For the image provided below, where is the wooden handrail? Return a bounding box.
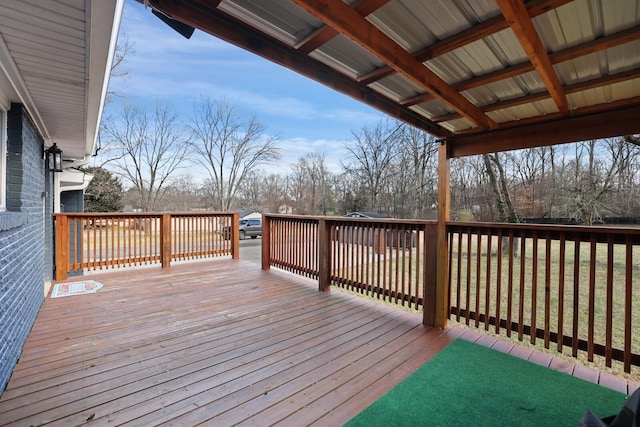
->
[53,212,239,280]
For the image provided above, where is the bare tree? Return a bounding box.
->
[562,139,628,225]
[162,174,202,211]
[483,153,519,223]
[342,119,402,212]
[261,174,290,213]
[102,103,191,211]
[396,126,438,218]
[189,98,280,211]
[106,36,135,101]
[289,152,333,215]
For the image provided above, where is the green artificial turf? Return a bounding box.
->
[345,338,628,427]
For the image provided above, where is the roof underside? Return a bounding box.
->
[0,0,122,161]
[144,0,640,157]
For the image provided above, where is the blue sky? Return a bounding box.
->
[104,0,385,177]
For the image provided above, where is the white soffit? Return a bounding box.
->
[0,0,123,162]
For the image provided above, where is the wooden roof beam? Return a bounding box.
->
[447,101,640,158]
[290,0,498,130]
[296,0,391,54]
[358,0,572,85]
[495,0,568,114]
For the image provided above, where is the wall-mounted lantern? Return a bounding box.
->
[45,143,63,173]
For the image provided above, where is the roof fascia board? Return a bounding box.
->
[83,0,124,162]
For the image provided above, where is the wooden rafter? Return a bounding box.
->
[401,25,640,108]
[496,0,568,114]
[296,0,391,54]
[359,0,572,85]
[290,0,498,130]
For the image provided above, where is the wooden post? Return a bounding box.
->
[161,213,172,268]
[261,214,270,269]
[423,223,438,326]
[318,218,331,291]
[54,214,69,281]
[435,141,451,329]
[232,212,240,260]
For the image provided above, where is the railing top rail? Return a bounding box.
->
[447,221,640,235]
[53,212,235,218]
[264,213,437,226]
[447,221,640,244]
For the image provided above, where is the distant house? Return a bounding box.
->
[0,1,122,393]
[343,212,392,219]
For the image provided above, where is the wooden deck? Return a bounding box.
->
[0,260,457,426]
[0,259,636,426]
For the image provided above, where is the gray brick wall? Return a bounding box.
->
[0,103,48,394]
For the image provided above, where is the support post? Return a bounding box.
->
[232,212,240,260]
[318,218,331,291]
[261,214,270,269]
[161,213,172,268]
[423,223,438,326]
[54,214,69,281]
[435,141,451,329]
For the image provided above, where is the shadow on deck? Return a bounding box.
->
[0,260,636,425]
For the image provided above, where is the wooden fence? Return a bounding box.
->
[262,214,437,323]
[263,215,639,373]
[53,212,239,280]
[447,222,640,373]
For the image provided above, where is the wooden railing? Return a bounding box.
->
[53,212,239,280]
[262,215,437,321]
[447,222,640,373]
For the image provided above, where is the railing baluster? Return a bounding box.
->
[531,231,538,345]
[624,235,632,373]
[588,235,596,362]
[518,231,526,341]
[572,237,580,358]
[465,230,472,325]
[506,230,514,337]
[495,230,503,334]
[455,230,462,321]
[475,230,481,328]
[485,228,492,331]
[605,235,614,367]
[557,234,566,353]
[544,232,551,349]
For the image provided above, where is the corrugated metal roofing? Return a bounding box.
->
[138,0,640,155]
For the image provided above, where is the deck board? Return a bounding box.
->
[0,260,453,426]
[0,259,634,426]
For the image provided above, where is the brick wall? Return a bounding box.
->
[0,103,49,394]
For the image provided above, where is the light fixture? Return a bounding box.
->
[45,143,63,173]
